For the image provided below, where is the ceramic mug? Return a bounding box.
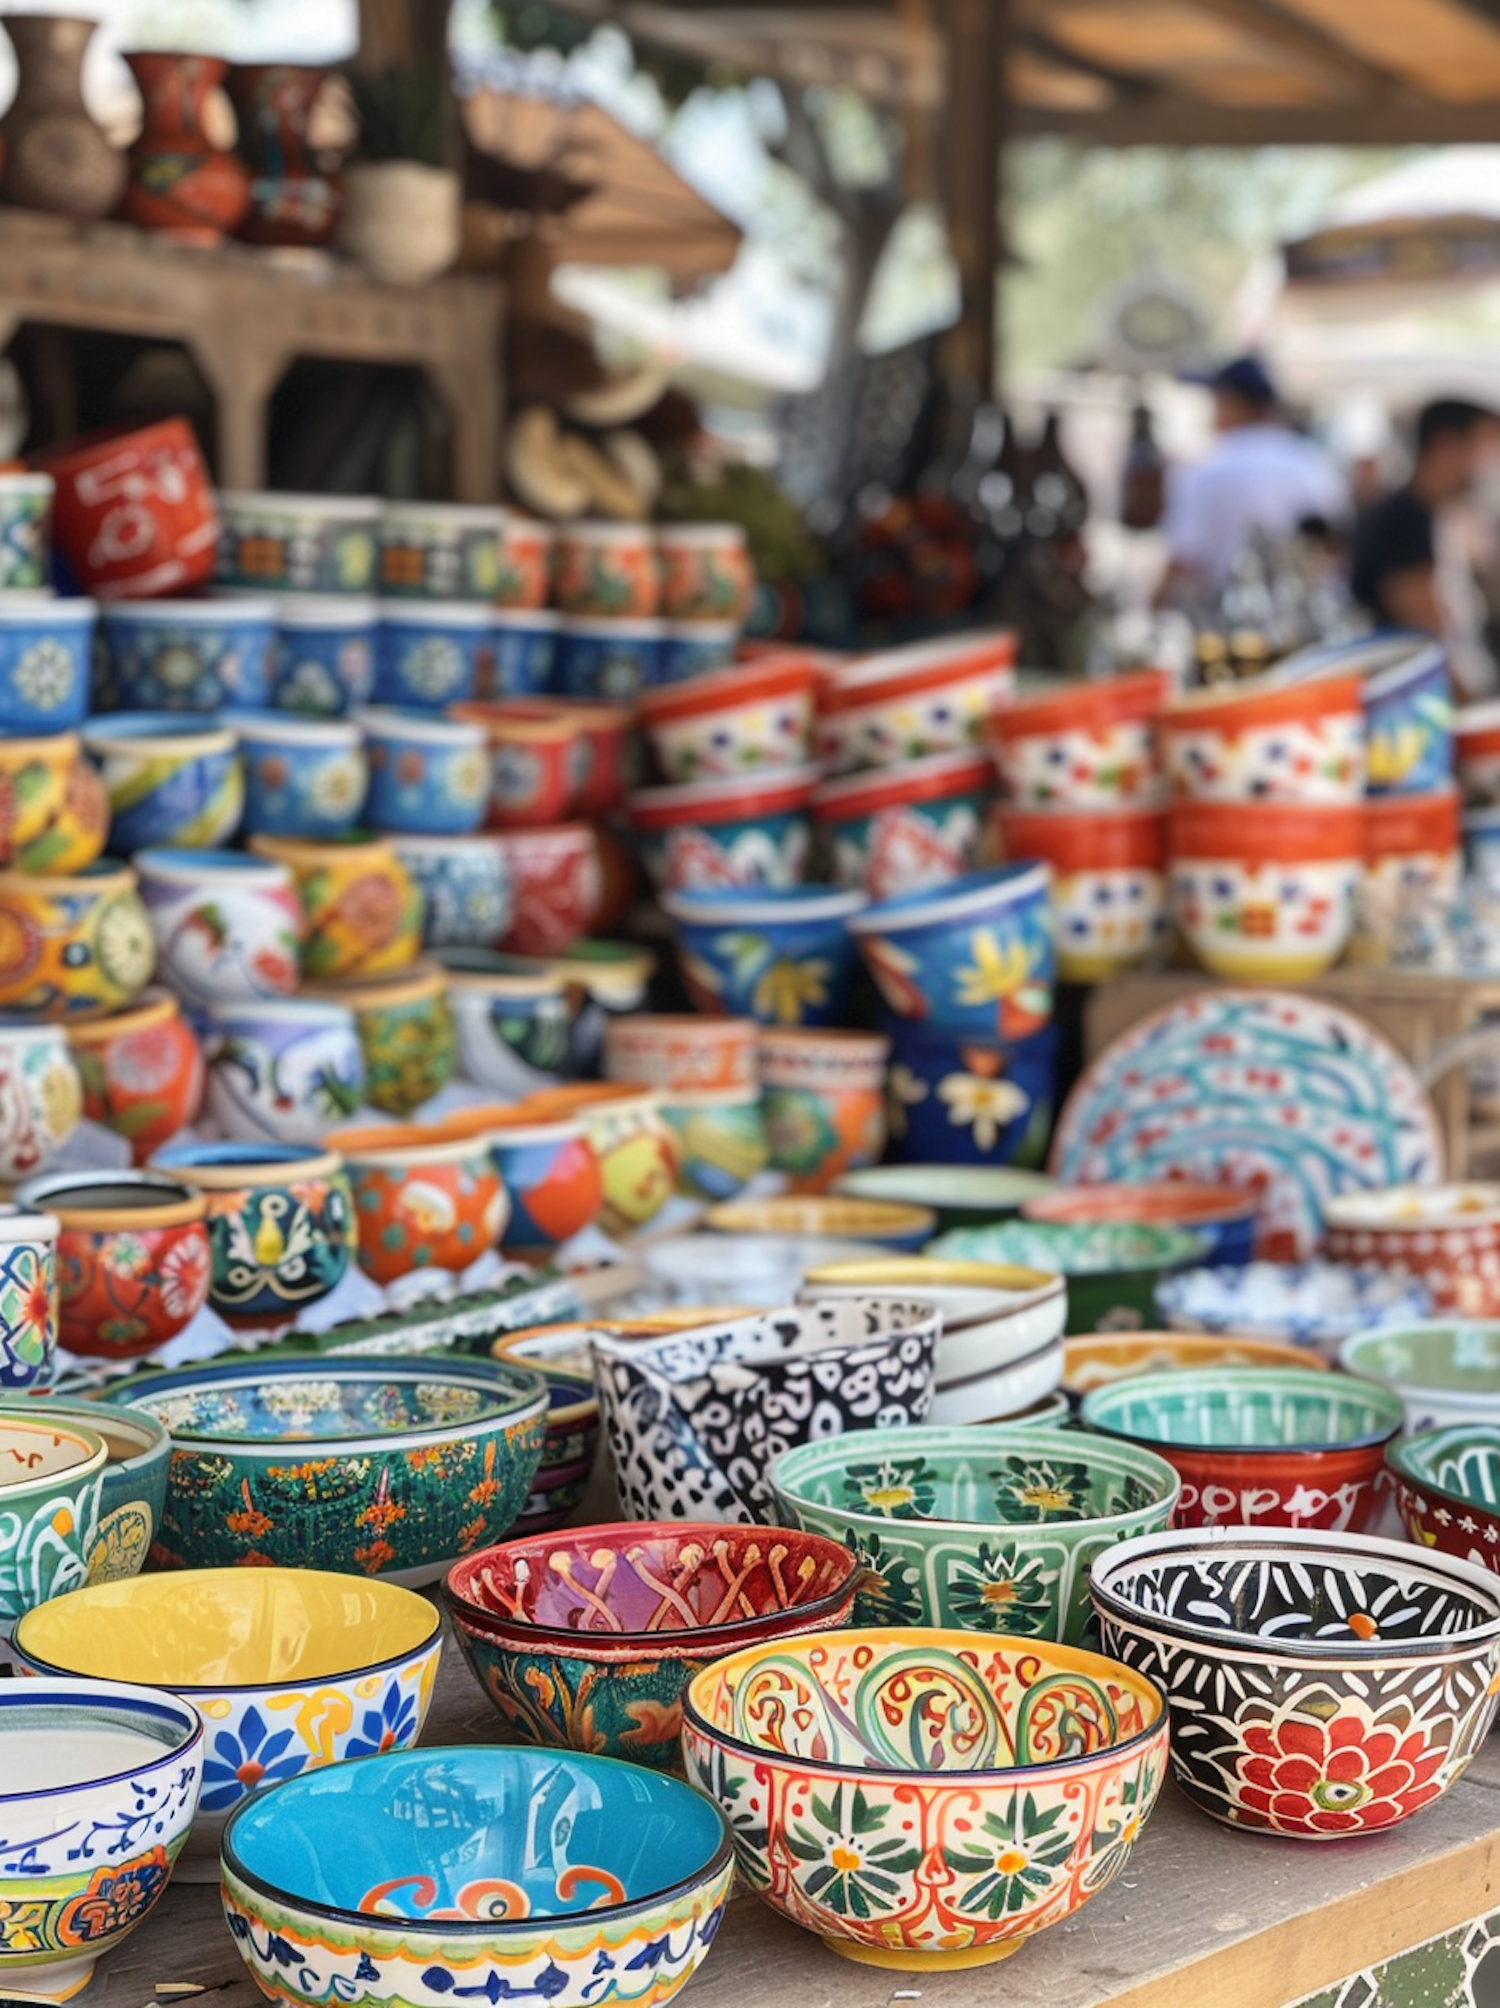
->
[136,848,304,1007]
[0,1026,82,1182]
[65,988,205,1164]
[0,863,156,1020]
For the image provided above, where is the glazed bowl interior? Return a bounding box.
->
[0,1679,201,1796]
[1388,1423,1500,1512]
[222,1746,728,1921]
[0,1415,105,1488]
[1341,1322,1500,1398]
[1,1397,166,1468]
[931,1220,1208,1276]
[1081,1369,1404,1451]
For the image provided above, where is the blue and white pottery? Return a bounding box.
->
[554,615,666,700]
[268,595,377,714]
[374,601,493,710]
[1158,1260,1436,1352]
[227,713,369,839]
[390,834,513,950]
[494,607,561,695]
[885,1015,1058,1169]
[361,707,491,835]
[437,948,572,1092]
[659,620,739,685]
[100,599,277,711]
[82,715,243,851]
[219,1747,732,2008]
[0,597,94,731]
[0,472,53,589]
[216,492,380,595]
[1366,638,1451,795]
[0,1677,203,2001]
[661,884,866,1028]
[205,999,366,1145]
[850,862,1056,1040]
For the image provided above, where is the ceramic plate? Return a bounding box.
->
[1050,990,1443,1259]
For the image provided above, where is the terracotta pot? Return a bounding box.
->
[66,989,204,1164]
[338,161,460,287]
[0,13,124,218]
[118,51,250,242]
[227,62,339,247]
[32,417,218,600]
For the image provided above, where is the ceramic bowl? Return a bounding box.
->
[216,490,379,595]
[993,803,1168,983]
[642,1233,889,1309]
[249,832,423,982]
[14,1568,442,1877]
[0,597,95,732]
[230,712,369,839]
[1157,1259,1435,1350]
[436,948,573,1093]
[204,998,365,1144]
[987,668,1167,806]
[0,730,108,874]
[1457,698,1500,806]
[630,763,820,892]
[0,469,52,589]
[595,1299,940,1523]
[268,594,378,714]
[1061,1330,1331,1399]
[1340,1320,1500,1431]
[771,1422,1177,1642]
[0,1395,169,1584]
[1360,788,1461,948]
[850,864,1054,1041]
[1024,1181,1257,1267]
[379,500,505,600]
[1169,799,1362,982]
[489,1333,602,1533]
[519,1084,678,1239]
[0,1023,82,1181]
[884,1017,1058,1169]
[15,1169,210,1362]
[328,1122,509,1287]
[605,1012,760,1094]
[391,834,511,952]
[0,1409,109,1617]
[756,1026,887,1194]
[439,1105,601,1256]
[360,707,491,836]
[219,1744,732,2008]
[104,1353,547,1582]
[1161,668,1366,803]
[374,601,494,710]
[83,714,243,851]
[99,598,277,710]
[815,631,1018,776]
[445,1521,858,1771]
[834,1164,1056,1232]
[1090,1525,1500,1839]
[705,1194,936,1252]
[136,848,303,1005]
[498,513,554,611]
[663,884,866,1027]
[493,823,602,956]
[1323,1184,1500,1317]
[658,521,750,620]
[0,1205,62,1392]
[0,862,155,1019]
[149,1142,354,1329]
[932,1219,1207,1336]
[660,1085,768,1199]
[448,698,589,829]
[683,1625,1166,1972]
[534,938,655,1070]
[638,656,818,782]
[1363,637,1452,794]
[65,988,204,1163]
[554,614,666,700]
[1080,1366,1404,1532]
[493,606,560,695]
[555,520,659,618]
[0,1677,203,2001]
[814,750,992,899]
[305,963,456,1117]
[1387,1423,1500,1572]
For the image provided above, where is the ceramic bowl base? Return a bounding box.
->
[826,1937,1024,1971]
[1190,944,1343,983]
[2,1952,100,2002]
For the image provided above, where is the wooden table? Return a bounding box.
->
[90,1613,1500,2008]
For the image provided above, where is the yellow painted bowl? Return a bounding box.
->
[705,1194,936,1252]
[1061,1330,1332,1398]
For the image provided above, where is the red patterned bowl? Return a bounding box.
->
[33,417,218,599]
[1324,1185,1500,1317]
[328,1122,509,1288]
[494,823,602,956]
[987,669,1169,806]
[65,989,204,1164]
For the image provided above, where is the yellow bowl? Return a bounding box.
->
[803,1256,1057,1295]
[704,1195,936,1249]
[1061,1330,1332,1397]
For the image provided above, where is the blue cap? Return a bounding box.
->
[1200,355,1278,408]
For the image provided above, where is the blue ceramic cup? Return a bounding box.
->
[0,597,95,731]
[226,712,369,840]
[374,602,494,710]
[660,884,867,1028]
[83,714,244,851]
[554,616,666,700]
[99,599,277,711]
[850,863,1056,1042]
[494,608,561,696]
[361,707,491,836]
[269,596,378,715]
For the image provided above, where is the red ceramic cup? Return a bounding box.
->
[33,417,219,599]
[66,989,205,1165]
[495,824,603,956]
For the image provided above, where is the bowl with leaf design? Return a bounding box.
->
[768,1423,1178,1645]
[1387,1423,1500,1572]
[443,1520,858,1773]
[682,1625,1167,1973]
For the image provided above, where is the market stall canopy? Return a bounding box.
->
[1282,147,1500,289]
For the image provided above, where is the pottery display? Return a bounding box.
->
[361,706,490,836]
[83,716,243,852]
[850,864,1054,1040]
[492,823,602,957]
[664,884,866,1027]
[594,1298,939,1524]
[0,597,94,731]
[106,1354,546,1581]
[119,50,251,240]
[1060,1330,1331,1398]
[216,491,379,596]
[445,1521,858,1771]
[605,1011,760,1094]
[815,750,993,898]
[99,599,275,711]
[995,803,1167,982]
[269,595,377,713]
[834,1163,1056,1231]
[378,502,504,600]
[657,521,750,620]
[1023,1180,1257,1266]
[228,61,340,246]
[631,764,820,892]
[373,602,494,710]
[988,668,1167,805]
[1090,1525,1500,1839]
[555,520,660,619]
[306,963,455,1116]
[522,1083,678,1238]
[0,1023,81,1180]
[885,1017,1058,1169]
[497,515,555,611]
[249,833,422,981]
[438,949,572,1094]
[219,1745,732,2008]
[1387,1422,1500,1570]
[0,1395,170,1584]
[391,834,512,952]
[488,1334,602,1533]
[204,999,365,1144]
[637,656,817,782]
[0,14,124,219]
[0,1677,202,2001]
[1161,668,1366,803]
[1458,698,1500,806]
[554,615,667,700]
[758,1027,889,1192]
[771,1422,1178,1642]
[38,417,217,599]
[1157,1259,1436,1350]
[232,713,368,840]
[1339,1320,1500,1431]
[1169,799,1362,981]
[0,1409,104,1614]
[0,861,155,1018]
[933,1218,1206,1335]
[705,1194,935,1251]
[0,470,52,589]
[815,632,1017,775]
[0,731,107,874]
[1323,1184,1500,1317]
[136,848,303,1006]
[330,1123,509,1287]
[66,988,204,1163]
[660,1085,769,1199]
[683,1626,1165,1972]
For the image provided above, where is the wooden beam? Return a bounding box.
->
[937,0,1006,395]
[1008,89,1500,139]
[1185,0,1417,93]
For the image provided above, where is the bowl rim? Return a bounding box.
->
[1386,1420,1500,1514]
[847,861,1049,935]
[0,1674,203,1803]
[219,1743,734,1933]
[681,1624,1168,1783]
[1339,1319,1500,1397]
[0,1412,110,1497]
[1079,1366,1406,1455]
[1324,1182,1500,1233]
[0,1394,169,1461]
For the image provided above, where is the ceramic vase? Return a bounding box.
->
[0,1026,81,1183]
[330,1124,509,1288]
[759,1028,889,1194]
[249,834,423,983]
[136,849,304,1008]
[0,863,156,1020]
[0,14,125,219]
[0,1208,60,1390]
[119,50,251,242]
[305,963,454,1117]
[66,989,205,1165]
[227,62,339,247]
[205,1000,366,1146]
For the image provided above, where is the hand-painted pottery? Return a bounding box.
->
[1360,787,1460,950]
[1061,1330,1331,1399]
[657,521,750,620]
[329,1123,509,1287]
[14,1568,442,1877]
[771,1422,1176,1641]
[663,884,866,1027]
[1465,804,1500,895]
[849,864,1054,1040]
[437,948,572,1093]
[757,1027,888,1194]
[230,713,368,839]
[0,1024,81,1180]
[520,1084,678,1239]
[219,1744,732,2008]
[554,614,666,700]
[994,803,1167,983]
[885,1017,1058,1170]
[249,833,422,982]
[492,606,560,695]
[216,491,379,596]
[0,471,51,590]
[0,731,107,874]
[487,1337,601,1533]
[66,989,204,1163]
[149,1142,354,1329]
[0,1677,202,2001]
[119,50,250,239]
[379,501,505,601]
[815,631,1018,776]
[104,1354,547,1581]
[1170,799,1362,981]
[0,862,155,1020]
[1024,1180,1258,1267]
[390,834,511,952]
[1324,1184,1500,1317]
[642,1232,898,1310]
[38,417,215,599]
[637,655,818,782]
[1080,1367,1404,1532]
[373,601,493,710]
[525,696,634,819]
[660,618,738,683]
[360,706,491,836]
[269,595,378,714]
[1387,1423,1500,1573]
[227,59,339,248]
[1156,1258,1434,1351]
[136,848,303,1006]
[1457,698,1500,807]
[15,1170,209,1362]
[442,1106,603,1258]
[683,1626,1166,1972]
[659,1086,768,1200]
[449,699,587,829]
[1340,1320,1500,1432]
[497,513,555,611]
[604,1012,760,1093]
[305,963,455,1117]
[83,715,242,852]
[834,1164,1056,1232]
[534,938,655,1073]
[1161,669,1366,803]
[931,1218,1207,1336]
[492,823,603,957]
[630,763,820,892]
[1051,989,1445,1261]
[814,751,992,899]
[987,668,1167,806]
[554,519,660,618]
[594,1298,939,1525]
[0,596,94,732]
[0,1411,108,1618]
[1090,1525,1500,1840]
[446,1521,856,1772]
[706,1195,935,1253]
[98,598,276,710]
[204,999,365,1145]
[1362,637,1452,794]
[0,1397,169,1586]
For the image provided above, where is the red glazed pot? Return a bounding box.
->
[494,824,603,956]
[450,700,600,830]
[328,1122,509,1288]
[119,51,252,243]
[439,1105,604,1257]
[1324,1184,1500,1317]
[467,696,634,819]
[33,417,218,599]
[65,988,205,1164]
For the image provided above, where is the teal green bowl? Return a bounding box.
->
[1,1397,169,1585]
[1388,1423,1500,1572]
[930,1219,1209,1335]
[768,1421,1179,1645]
[1340,1321,1500,1433]
[833,1164,1056,1234]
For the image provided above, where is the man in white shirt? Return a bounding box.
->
[1155,356,1349,608]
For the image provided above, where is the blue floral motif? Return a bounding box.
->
[344,1681,420,1760]
[201,1706,308,1814]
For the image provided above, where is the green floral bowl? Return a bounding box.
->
[930,1220,1209,1335]
[768,1422,1179,1645]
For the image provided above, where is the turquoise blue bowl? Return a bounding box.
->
[0,1397,170,1585]
[662,883,866,1027]
[228,712,368,839]
[850,863,1055,1040]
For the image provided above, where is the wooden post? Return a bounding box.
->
[937,0,1006,396]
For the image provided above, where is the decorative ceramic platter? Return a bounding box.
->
[1050,990,1444,1259]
